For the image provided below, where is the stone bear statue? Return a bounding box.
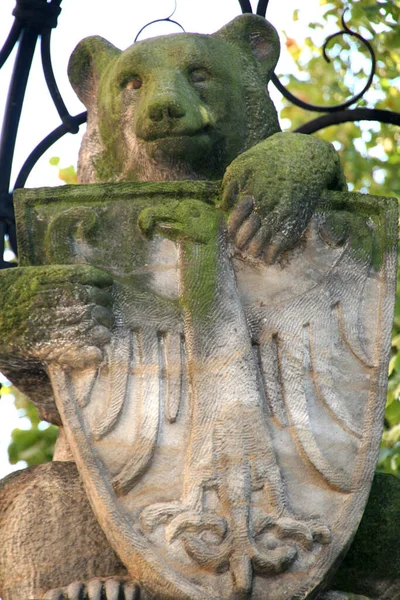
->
[1,13,384,600]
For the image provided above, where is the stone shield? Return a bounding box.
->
[15,181,397,600]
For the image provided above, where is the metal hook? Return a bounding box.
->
[134,0,185,43]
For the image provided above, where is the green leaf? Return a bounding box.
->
[58,165,78,185]
[388,352,400,376]
[385,402,400,430]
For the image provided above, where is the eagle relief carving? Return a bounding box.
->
[0,14,397,600]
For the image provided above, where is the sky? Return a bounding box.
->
[0,0,331,477]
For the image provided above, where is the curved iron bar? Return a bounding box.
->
[238,0,252,14]
[295,108,400,135]
[271,10,376,113]
[0,26,39,261]
[0,25,38,197]
[14,111,87,190]
[135,19,185,42]
[0,0,63,265]
[40,31,79,131]
[0,20,22,69]
[134,0,185,42]
[256,0,269,17]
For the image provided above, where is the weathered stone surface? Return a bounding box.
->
[317,593,371,600]
[7,180,397,599]
[1,460,393,600]
[0,12,397,600]
[0,461,127,600]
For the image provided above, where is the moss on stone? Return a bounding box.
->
[138,197,223,318]
[0,265,112,355]
[68,15,282,184]
[68,36,121,107]
[319,190,398,271]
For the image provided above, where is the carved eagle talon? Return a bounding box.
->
[139,501,182,533]
[253,508,331,551]
[276,517,331,550]
[166,510,228,544]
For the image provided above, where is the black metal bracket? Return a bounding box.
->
[0,0,83,267]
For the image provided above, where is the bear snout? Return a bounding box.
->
[147,93,186,122]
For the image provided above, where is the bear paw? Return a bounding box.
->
[42,577,140,600]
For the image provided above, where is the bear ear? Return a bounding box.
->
[214,14,280,80]
[68,36,121,108]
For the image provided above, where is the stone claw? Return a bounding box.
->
[311,523,332,545]
[139,501,227,544]
[42,578,140,600]
[276,517,314,550]
[139,501,182,533]
[253,508,331,552]
[165,510,227,544]
[276,517,331,550]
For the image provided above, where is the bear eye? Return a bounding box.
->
[125,77,142,91]
[189,69,209,84]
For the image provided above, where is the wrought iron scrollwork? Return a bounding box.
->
[238,0,270,15]
[238,2,400,131]
[295,108,400,135]
[255,0,270,17]
[0,0,85,267]
[13,112,87,191]
[271,10,377,114]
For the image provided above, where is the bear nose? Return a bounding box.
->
[148,94,186,122]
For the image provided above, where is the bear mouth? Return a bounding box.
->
[139,125,213,143]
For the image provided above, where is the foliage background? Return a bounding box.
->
[5,0,400,475]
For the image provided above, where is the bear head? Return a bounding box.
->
[68,14,281,184]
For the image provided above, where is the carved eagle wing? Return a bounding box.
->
[235,199,396,493]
